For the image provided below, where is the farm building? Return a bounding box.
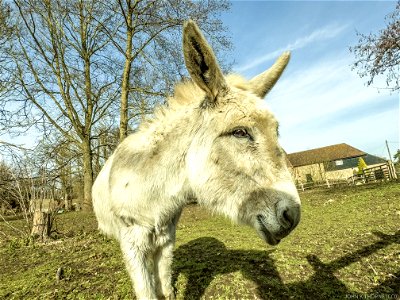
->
[287,143,389,185]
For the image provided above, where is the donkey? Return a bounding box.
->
[92,20,301,299]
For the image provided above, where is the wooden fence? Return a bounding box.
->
[348,163,396,185]
[296,162,397,191]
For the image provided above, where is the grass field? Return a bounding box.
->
[1,182,399,299]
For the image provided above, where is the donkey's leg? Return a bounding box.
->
[154,210,182,299]
[154,239,175,299]
[120,224,156,299]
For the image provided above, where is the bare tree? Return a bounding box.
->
[0,0,14,106]
[0,162,18,215]
[2,0,120,210]
[101,0,232,140]
[1,0,231,211]
[350,1,400,91]
[0,162,33,241]
[0,147,62,242]
[37,135,80,211]
[0,1,13,60]
[92,125,119,176]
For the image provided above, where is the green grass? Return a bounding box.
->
[1,182,399,299]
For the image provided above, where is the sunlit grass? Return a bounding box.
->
[0,182,399,299]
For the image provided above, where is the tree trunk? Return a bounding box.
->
[64,189,72,211]
[64,198,72,211]
[31,210,50,240]
[119,63,130,141]
[82,138,93,211]
[119,2,134,142]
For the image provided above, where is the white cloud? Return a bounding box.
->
[236,23,349,73]
[279,107,398,158]
[266,54,399,157]
[269,56,371,126]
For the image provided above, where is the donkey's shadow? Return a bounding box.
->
[172,231,400,299]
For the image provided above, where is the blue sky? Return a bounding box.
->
[2,1,398,162]
[220,0,399,159]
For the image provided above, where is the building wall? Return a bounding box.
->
[325,168,355,181]
[292,163,326,183]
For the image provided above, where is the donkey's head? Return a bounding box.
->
[182,21,300,245]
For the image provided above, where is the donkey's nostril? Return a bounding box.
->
[282,209,294,228]
[279,205,300,230]
[279,208,291,229]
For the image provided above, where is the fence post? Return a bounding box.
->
[325,178,330,188]
[388,161,397,180]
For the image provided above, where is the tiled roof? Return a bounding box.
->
[330,154,387,171]
[287,143,366,167]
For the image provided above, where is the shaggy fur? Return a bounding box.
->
[92,20,301,300]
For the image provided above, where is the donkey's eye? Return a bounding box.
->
[232,128,252,140]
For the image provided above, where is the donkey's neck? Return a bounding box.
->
[137,103,201,164]
[109,104,200,226]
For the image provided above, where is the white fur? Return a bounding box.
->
[92,21,300,299]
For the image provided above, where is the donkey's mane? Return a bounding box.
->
[138,74,252,133]
[170,74,251,107]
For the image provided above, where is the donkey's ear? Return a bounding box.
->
[249,52,291,99]
[183,20,227,105]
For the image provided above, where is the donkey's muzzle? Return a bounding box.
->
[257,202,301,246]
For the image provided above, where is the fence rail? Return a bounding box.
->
[348,163,395,185]
[296,162,397,191]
